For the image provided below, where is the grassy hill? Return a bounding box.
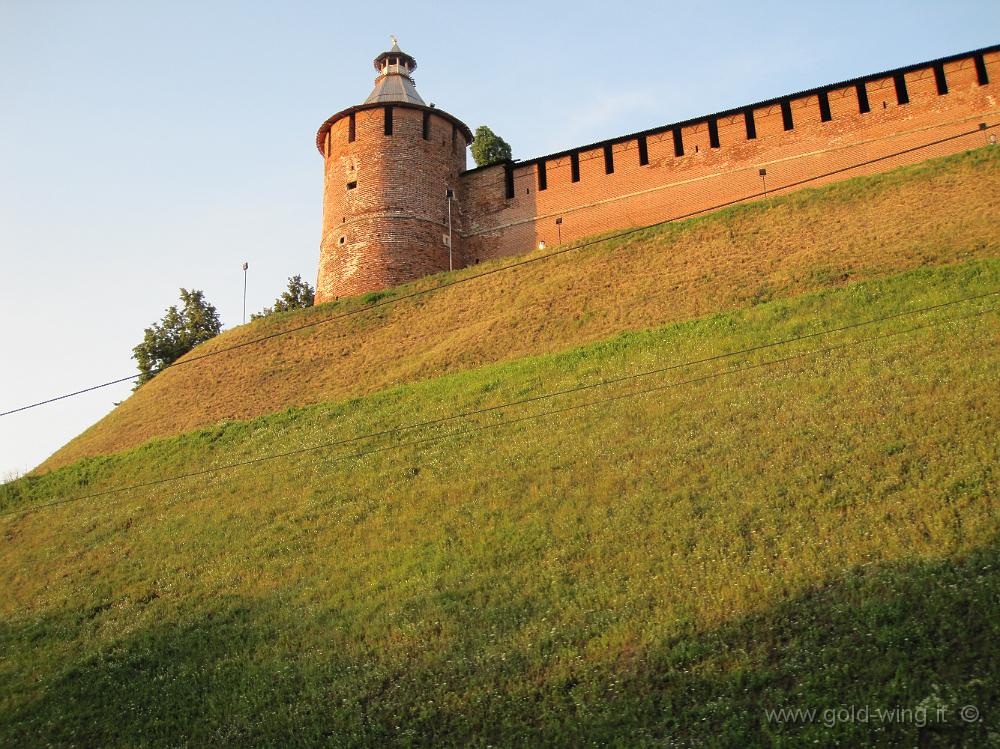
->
[38,147,1000,472]
[2,258,998,746]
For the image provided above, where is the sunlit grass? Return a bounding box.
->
[2,259,998,746]
[40,146,1000,470]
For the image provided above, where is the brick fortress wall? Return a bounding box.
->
[459,47,1000,265]
[316,104,470,302]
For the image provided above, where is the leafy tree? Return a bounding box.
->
[251,275,315,320]
[132,288,222,388]
[471,125,512,167]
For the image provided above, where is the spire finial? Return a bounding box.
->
[390,34,398,47]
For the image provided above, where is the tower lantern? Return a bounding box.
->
[367,37,423,104]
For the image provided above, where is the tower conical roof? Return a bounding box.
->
[315,38,473,155]
[365,37,425,105]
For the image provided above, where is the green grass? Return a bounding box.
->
[39,146,1000,470]
[2,259,999,746]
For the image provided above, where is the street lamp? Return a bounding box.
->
[555,216,562,244]
[759,168,768,198]
[242,261,249,323]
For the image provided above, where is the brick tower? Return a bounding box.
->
[314,39,474,302]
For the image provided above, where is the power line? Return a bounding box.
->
[324,282,1000,404]
[2,122,994,419]
[3,300,994,520]
[325,307,995,470]
[145,289,1000,464]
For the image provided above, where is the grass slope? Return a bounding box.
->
[3,259,999,746]
[39,147,1000,471]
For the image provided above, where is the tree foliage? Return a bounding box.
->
[470,125,512,167]
[132,288,222,388]
[251,275,315,321]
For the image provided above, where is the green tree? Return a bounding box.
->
[132,288,222,388]
[251,275,315,320]
[470,125,512,167]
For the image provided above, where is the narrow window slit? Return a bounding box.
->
[856,82,870,113]
[708,118,720,148]
[893,73,909,105]
[781,100,794,130]
[933,63,948,95]
[818,91,832,122]
[974,53,989,85]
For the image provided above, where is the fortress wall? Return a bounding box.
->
[458,162,537,266]
[459,49,999,264]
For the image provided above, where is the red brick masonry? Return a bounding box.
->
[316,105,471,301]
[316,46,999,302]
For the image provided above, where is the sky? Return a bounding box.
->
[1,0,997,478]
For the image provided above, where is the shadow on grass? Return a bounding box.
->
[3,539,998,748]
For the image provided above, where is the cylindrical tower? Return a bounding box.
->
[314,40,473,302]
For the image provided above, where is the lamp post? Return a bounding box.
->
[242,261,249,323]
[759,168,768,198]
[446,188,454,271]
[555,216,562,244]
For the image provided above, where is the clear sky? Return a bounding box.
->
[1,0,997,478]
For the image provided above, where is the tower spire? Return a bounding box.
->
[365,38,425,105]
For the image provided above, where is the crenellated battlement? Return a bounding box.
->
[315,43,999,300]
